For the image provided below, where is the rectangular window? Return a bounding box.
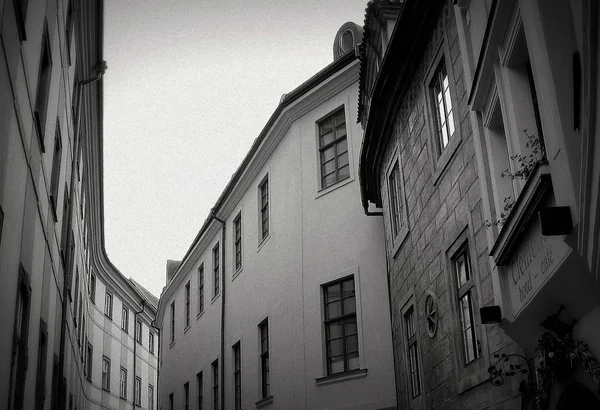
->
[318,108,349,189]
[136,319,142,344]
[104,291,113,318]
[234,212,242,271]
[184,381,189,410]
[404,307,421,398]
[430,58,456,154]
[454,250,481,364]
[121,307,129,332]
[89,273,96,303]
[170,301,175,344]
[86,343,93,379]
[0,206,4,247]
[34,22,52,151]
[102,356,111,391]
[388,160,404,238]
[169,393,173,410]
[185,281,191,327]
[259,319,270,398]
[233,342,241,410]
[212,360,219,410]
[323,277,359,375]
[259,177,269,240]
[213,243,220,297]
[197,371,203,410]
[13,0,28,40]
[35,319,49,410]
[149,332,155,355]
[148,384,154,410]
[50,124,62,220]
[135,376,141,405]
[120,367,127,398]
[198,264,204,313]
[65,1,74,57]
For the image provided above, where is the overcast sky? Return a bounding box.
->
[103,0,369,298]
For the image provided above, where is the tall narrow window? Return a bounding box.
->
[213,244,220,297]
[50,124,63,219]
[121,307,129,332]
[10,266,31,410]
[169,393,173,410]
[454,249,481,364]
[323,277,359,374]
[170,301,175,344]
[185,281,191,328]
[89,273,96,303]
[65,1,74,58]
[233,342,241,410]
[318,108,349,188]
[34,23,52,151]
[149,332,155,354]
[102,356,111,391]
[119,367,127,398]
[14,0,29,40]
[259,177,269,240]
[0,206,4,247]
[212,360,219,410]
[198,264,204,313]
[404,307,421,398]
[104,291,113,318]
[430,59,455,153]
[135,376,141,405]
[35,319,49,410]
[86,343,93,379]
[259,320,270,398]
[136,319,142,343]
[197,371,203,410]
[184,381,189,410]
[234,213,242,271]
[388,160,404,238]
[148,384,154,410]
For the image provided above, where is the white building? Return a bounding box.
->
[156,23,397,410]
[0,0,158,409]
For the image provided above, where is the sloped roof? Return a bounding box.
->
[129,278,159,310]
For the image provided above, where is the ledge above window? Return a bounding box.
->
[315,368,368,386]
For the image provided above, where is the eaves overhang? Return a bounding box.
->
[156,51,360,323]
[358,0,444,210]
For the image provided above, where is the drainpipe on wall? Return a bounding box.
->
[57,61,108,408]
[210,211,226,410]
[134,299,147,406]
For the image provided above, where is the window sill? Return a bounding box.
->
[184,325,191,334]
[232,267,243,281]
[257,234,270,253]
[315,175,354,199]
[432,134,462,186]
[255,395,274,409]
[211,293,220,305]
[315,368,368,386]
[169,341,175,349]
[197,310,205,320]
[390,226,409,259]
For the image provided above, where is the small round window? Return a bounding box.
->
[340,30,355,53]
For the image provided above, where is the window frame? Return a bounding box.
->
[317,106,351,190]
[198,263,205,314]
[384,150,409,256]
[233,342,241,410]
[233,212,242,273]
[197,371,203,410]
[322,276,359,376]
[119,367,127,399]
[403,306,421,398]
[102,356,111,391]
[104,291,113,319]
[136,319,142,344]
[148,384,154,410]
[86,342,93,380]
[185,280,191,328]
[184,381,189,410]
[212,243,220,298]
[134,376,141,406]
[258,175,270,244]
[149,332,155,355]
[259,319,270,399]
[424,37,463,184]
[34,21,52,153]
[49,123,63,221]
[121,306,129,333]
[170,301,175,345]
[13,0,28,41]
[212,359,219,410]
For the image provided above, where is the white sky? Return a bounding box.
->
[103,0,369,298]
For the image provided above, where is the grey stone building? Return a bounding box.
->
[358,0,522,408]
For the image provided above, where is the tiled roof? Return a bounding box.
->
[129,278,159,310]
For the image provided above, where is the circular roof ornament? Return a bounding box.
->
[333,22,364,61]
[425,292,438,338]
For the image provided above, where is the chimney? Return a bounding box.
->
[166,260,181,283]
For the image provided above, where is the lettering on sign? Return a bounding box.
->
[504,225,570,318]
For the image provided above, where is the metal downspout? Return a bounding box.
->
[134,299,147,406]
[210,212,226,410]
